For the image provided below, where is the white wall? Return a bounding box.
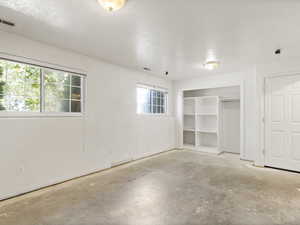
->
[173,70,258,161]
[0,31,175,200]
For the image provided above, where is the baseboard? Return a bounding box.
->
[0,165,111,202]
[0,147,177,202]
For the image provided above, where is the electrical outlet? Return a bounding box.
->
[19,166,25,174]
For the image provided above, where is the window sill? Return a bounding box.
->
[0,112,84,118]
[137,113,170,117]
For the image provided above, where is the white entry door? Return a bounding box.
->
[265,74,300,171]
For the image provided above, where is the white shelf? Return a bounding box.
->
[196,113,217,116]
[184,128,195,132]
[197,129,217,134]
[184,97,197,101]
[198,96,218,100]
[221,98,240,102]
[183,128,196,146]
[183,95,220,154]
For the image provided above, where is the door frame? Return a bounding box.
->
[259,71,300,167]
[179,81,245,160]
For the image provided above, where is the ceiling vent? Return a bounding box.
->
[0,19,15,27]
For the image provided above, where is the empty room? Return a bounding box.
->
[1,1,300,225]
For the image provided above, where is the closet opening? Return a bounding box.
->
[182,85,243,157]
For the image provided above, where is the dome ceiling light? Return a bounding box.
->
[98,0,127,12]
[203,61,220,70]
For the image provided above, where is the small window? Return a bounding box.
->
[137,84,168,115]
[0,58,85,114]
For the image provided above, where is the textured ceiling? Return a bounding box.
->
[0,0,300,80]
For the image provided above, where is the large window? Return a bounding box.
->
[0,58,85,114]
[137,84,168,114]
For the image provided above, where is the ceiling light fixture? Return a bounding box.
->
[203,61,220,70]
[98,0,127,12]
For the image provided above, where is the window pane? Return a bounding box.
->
[24,97,40,112]
[161,97,165,106]
[153,105,157,113]
[3,81,25,96]
[157,97,161,105]
[3,96,26,112]
[0,95,7,111]
[71,75,81,87]
[0,60,40,112]
[45,98,70,112]
[0,96,40,112]
[71,100,81,112]
[151,90,156,98]
[25,82,40,97]
[71,87,81,100]
[0,97,5,111]
[45,84,70,100]
[137,86,167,114]
[44,70,82,113]
[44,69,70,85]
[144,104,151,113]
[0,81,5,96]
[0,63,4,81]
[157,106,161,114]
[137,87,150,114]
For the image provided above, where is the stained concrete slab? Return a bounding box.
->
[1,150,300,225]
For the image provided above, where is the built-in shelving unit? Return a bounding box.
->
[183,98,196,148]
[221,97,240,102]
[183,96,221,154]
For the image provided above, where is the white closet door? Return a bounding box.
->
[265,74,300,171]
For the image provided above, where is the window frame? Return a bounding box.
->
[136,83,168,116]
[0,57,86,117]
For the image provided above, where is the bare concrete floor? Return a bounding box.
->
[1,150,300,225]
